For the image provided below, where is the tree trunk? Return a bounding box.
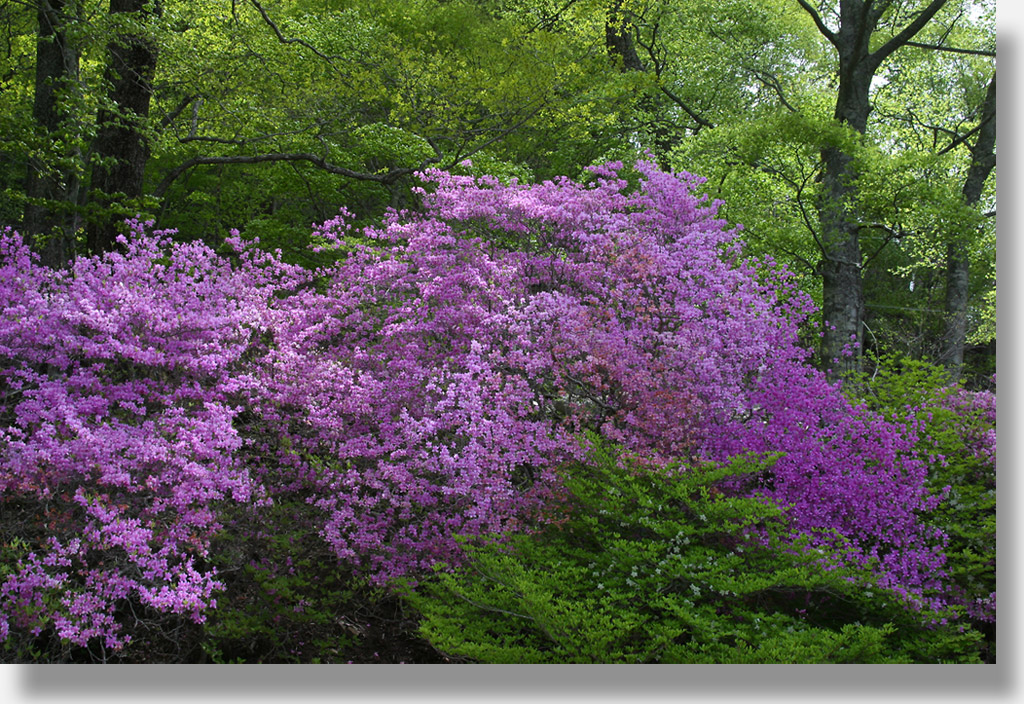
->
[818,147,866,377]
[23,0,82,269]
[815,7,875,378]
[86,0,160,254]
[799,0,948,378]
[940,72,996,379]
[604,1,643,72]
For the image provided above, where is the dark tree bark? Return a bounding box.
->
[23,0,82,269]
[603,1,682,163]
[605,1,644,72]
[940,71,996,379]
[798,0,948,377]
[86,0,160,254]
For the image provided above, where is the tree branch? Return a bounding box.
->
[745,66,799,113]
[937,71,995,158]
[904,40,995,57]
[769,237,818,274]
[158,94,196,131]
[153,153,418,198]
[658,85,715,130]
[794,171,824,254]
[526,0,581,34]
[795,0,839,47]
[859,222,901,269]
[936,121,981,156]
[177,126,319,147]
[248,0,341,63]
[870,0,949,67]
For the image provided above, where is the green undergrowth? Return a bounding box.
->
[401,435,983,663]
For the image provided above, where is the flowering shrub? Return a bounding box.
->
[0,223,300,653]
[0,161,975,656]
[935,383,996,632]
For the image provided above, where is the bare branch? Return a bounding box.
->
[178,125,319,147]
[745,67,799,113]
[526,0,580,34]
[794,171,824,254]
[767,233,818,273]
[859,222,901,268]
[658,85,715,130]
[754,157,824,253]
[933,71,994,163]
[179,135,252,146]
[157,95,196,131]
[248,0,341,63]
[936,121,982,156]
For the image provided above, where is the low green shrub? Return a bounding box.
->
[851,357,996,659]
[196,500,361,663]
[403,436,983,663]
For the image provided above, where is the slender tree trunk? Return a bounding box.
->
[86,0,160,254]
[23,0,82,269]
[941,72,996,379]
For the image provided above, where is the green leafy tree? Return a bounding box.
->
[145,0,631,253]
[3,1,635,261]
[631,0,996,375]
[868,23,995,377]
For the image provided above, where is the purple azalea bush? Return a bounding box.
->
[0,161,970,652]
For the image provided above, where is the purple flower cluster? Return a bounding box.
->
[0,223,284,647]
[942,383,997,473]
[0,161,961,649]
[933,381,996,622]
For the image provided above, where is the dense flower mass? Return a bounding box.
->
[0,222,287,647]
[0,162,977,650]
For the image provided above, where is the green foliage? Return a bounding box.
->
[197,500,361,663]
[648,0,996,364]
[0,1,995,367]
[404,435,982,663]
[0,0,997,664]
[144,0,631,245]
